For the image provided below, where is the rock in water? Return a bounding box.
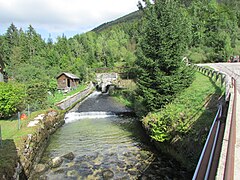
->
[102,169,114,179]
[34,164,48,173]
[67,170,78,178]
[62,152,75,160]
[51,157,63,168]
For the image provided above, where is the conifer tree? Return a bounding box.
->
[136,0,194,112]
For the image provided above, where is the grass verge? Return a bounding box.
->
[142,71,224,171]
[47,84,87,105]
[0,110,47,178]
[111,71,224,172]
[110,79,137,109]
[0,83,89,178]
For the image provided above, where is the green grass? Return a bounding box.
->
[110,79,137,108]
[0,110,47,177]
[47,84,87,105]
[112,91,133,107]
[142,71,224,171]
[0,84,88,177]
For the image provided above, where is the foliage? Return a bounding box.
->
[142,71,224,170]
[0,0,239,114]
[0,20,138,113]
[188,0,239,62]
[142,72,223,143]
[136,0,194,112]
[92,10,143,33]
[48,78,58,94]
[25,82,48,111]
[0,82,26,118]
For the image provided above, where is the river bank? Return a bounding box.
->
[0,84,94,179]
[32,90,192,179]
[111,72,224,173]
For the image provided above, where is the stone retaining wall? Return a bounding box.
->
[56,83,94,110]
[13,110,65,179]
[13,84,95,179]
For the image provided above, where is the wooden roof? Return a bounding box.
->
[56,72,80,80]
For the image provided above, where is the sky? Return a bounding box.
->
[0,0,140,41]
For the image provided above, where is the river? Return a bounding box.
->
[34,91,191,179]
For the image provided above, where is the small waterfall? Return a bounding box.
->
[64,111,117,123]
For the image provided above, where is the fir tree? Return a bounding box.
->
[136,0,194,112]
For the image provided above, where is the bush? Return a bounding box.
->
[142,72,223,142]
[26,82,48,111]
[0,82,26,118]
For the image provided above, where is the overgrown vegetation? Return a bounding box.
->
[186,0,239,63]
[142,72,224,170]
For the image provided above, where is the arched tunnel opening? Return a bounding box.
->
[94,83,115,93]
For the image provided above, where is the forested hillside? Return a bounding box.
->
[0,19,139,115]
[0,0,240,117]
[92,10,143,33]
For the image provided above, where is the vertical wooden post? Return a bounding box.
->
[28,104,30,117]
[0,125,2,148]
[18,112,21,130]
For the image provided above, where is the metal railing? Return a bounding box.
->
[223,78,237,179]
[192,104,223,179]
[192,64,233,179]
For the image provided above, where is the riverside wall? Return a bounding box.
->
[11,83,95,180]
[12,110,65,180]
[55,83,94,110]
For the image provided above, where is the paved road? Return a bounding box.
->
[199,63,240,92]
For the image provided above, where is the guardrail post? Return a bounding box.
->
[221,75,225,87]
[18,112,21,130]
[211,70,214,78]
[216,73,219,82]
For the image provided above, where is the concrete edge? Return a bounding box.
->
[234,90,240,179]
[215,88,234,179]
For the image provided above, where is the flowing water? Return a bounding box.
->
[35,91,191,179]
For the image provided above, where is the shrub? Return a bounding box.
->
[26,82,48,111]
[0,82,26,118]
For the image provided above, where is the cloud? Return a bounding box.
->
[0,0,139,34]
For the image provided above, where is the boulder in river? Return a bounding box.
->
[62,152,75,161]
[51,157,63,168]
[34,164,48,174]
[67,170,78,178]
[102,169,114,179]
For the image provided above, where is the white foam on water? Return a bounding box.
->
[64,111,117,123]
[88,91,102,98]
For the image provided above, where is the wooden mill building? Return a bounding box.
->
[56,72,80,90]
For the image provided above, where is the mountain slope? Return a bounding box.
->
[92,10,143,33]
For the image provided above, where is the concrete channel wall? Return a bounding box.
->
[55,83,94,110]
